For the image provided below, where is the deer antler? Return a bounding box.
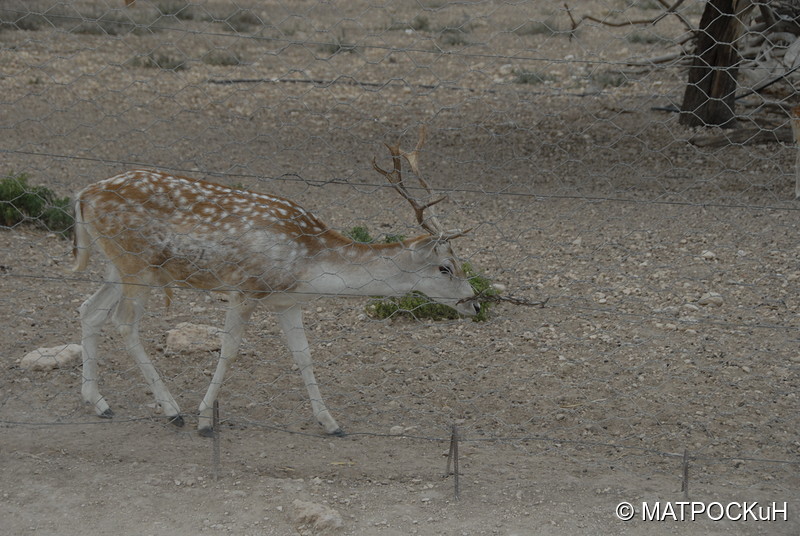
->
[373,126,468,239]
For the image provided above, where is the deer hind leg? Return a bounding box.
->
[113,283,183,426]
[79,268,123,418]
[197,292,257,437]
[278,305,343,436]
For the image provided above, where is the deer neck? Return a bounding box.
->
[296,236,424,299]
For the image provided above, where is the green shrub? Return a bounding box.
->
[462,262,496,321]
[40,196,74,236]
[349,226,495,321]
[0,173,73,236]
[346,226,373,243]
[368,291,463,321]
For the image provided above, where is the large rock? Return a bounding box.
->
[165,322,223,354]
[291,499,343,532]
[21,344,82,371]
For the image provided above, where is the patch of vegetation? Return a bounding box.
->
[626,32,671,45]
[435,14,479,47]
[346,226,373,243]
[590,70,629,88]
[203,49,243,67]
[0,12,51,32]
[512,70,555,85]
[317,30,357,56]
[0,5,151,35]
[0,173,73,237]
[383,233,406,244]
[155,0,199,20]
[513,19,573,37]
[387,14,431,32]
[70,12,151,37]
[222,9,262,33]
[127,52,188,71]
[367,262,495,322]
[412,15,431,32]
[350,226,495,322]
[1,3,262,36]
[346,226,405,245]
[636,0,663,10]
[438,28,470,47]
[368,292,463,321]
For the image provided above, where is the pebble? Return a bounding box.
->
[698,292,723,307]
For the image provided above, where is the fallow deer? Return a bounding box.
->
[72,128,479,436]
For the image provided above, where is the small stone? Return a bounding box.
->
[697,292,723,307]
[21,344,82,371]
[291,500,343,531]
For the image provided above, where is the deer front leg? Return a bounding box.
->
[197,293,256,437]
[278,306,343,436]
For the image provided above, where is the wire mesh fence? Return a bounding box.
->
[1,0,799,533]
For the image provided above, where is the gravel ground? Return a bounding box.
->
[1,1,798,534]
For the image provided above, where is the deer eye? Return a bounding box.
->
[439,262,454,276]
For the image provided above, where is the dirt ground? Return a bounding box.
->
[1,1,798,534]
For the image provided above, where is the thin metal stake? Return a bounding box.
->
[681,448,689,499]
[213,399,221,481]
[445,424,460,500]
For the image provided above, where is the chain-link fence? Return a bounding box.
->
[1,1,798,533]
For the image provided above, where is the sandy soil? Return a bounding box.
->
[1,1,798,534]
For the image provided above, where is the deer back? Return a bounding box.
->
[74,170,343,295]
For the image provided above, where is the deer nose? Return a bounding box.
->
[472,302,481,315]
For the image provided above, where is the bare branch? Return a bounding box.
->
[459,293,549,308]
[564,0,695,35]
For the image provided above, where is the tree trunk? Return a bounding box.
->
[680,0,753,128]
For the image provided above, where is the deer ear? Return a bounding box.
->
[440,228,471,241]
[408,234,439,257]
[412,230,470,249]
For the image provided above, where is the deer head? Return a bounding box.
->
[373,126,478,317]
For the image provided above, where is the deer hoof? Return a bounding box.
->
[198,426,214,438]
[329,428,345,437]
[168,414,185,427]
[99,408,114,419]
